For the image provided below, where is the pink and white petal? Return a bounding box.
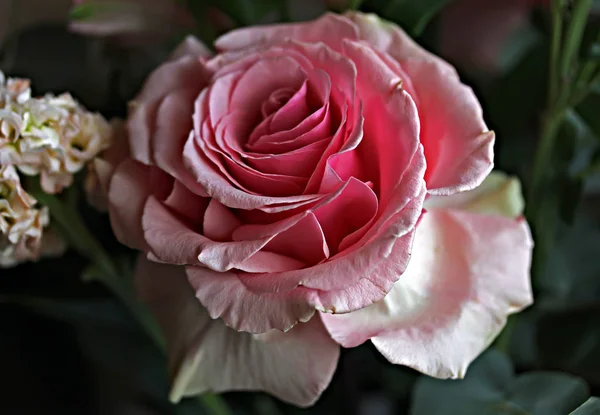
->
[215,12,359,53]
[322,209,533,379]
[134,257,340,407]
[401,58,494,195]
[424,171,525,218]
[107,159,151,250]
[186,266,317,333]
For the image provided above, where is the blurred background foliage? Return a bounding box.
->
[1,0,600,414]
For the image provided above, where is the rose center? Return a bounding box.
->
[260,87,296,120]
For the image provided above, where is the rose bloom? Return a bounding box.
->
[97,12,533,406]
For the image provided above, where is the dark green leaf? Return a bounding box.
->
[559,177,583,225]
[578,17,600,60]
[539,209,600,303]
[571,397,600,414]
[576,92,600,141]
[537,304,600,387]
[505,373,589,415]
[412,349,590,415]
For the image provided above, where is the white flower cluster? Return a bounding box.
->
[0,165,49,267]
[0,71,112,267]
[0,71,112,194]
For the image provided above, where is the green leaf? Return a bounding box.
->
[571,397,600,414]
[505,373,590,415]
[537,304,600,387]
[539,209,600,303]
[558,176,583,225]
[576,92,600,141]
[412,349,590,415]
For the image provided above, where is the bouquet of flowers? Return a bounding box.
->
[1,1,599,414]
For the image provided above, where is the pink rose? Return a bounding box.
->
[100,12,532,406]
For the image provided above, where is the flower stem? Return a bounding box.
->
[560,0,593,79]
[548,0,564,106]
[529,0,593,213]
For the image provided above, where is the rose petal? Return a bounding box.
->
[95,119,130,196]
[151,163,424,332]
[235,149,426,295]
[143,196,271,268]
[322,209,533,378]
[170,35,212,60]
[107,159,151,250]
[215,13,359,53]
[128,55,208,165]
[401,58,494,195]
[134,257,340,407]
[338,40,421,205]
[203,198,242,241]
[263,211,330,265]
[186,266,317,332]
[183,136,318,209]
[164,180,209,226]
[313,177,378,253]
[424,171,525,218]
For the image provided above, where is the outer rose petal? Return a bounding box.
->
[107,159,151,250]
[322,173,533,378]
[170,35,212,60]
[401,59,494,195]
[134,257,339,407]
[346,11,494,195]
[94,119,130,197]
[215,13,359,52]
[424,171,525,217]
[127,51,211,185]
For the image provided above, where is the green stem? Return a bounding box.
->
[528,111,564,215]
[548,0,564,106]
[560,0,593,78]
[529,0,594,215]
[569,70,600,107]
[36,190,231,415]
